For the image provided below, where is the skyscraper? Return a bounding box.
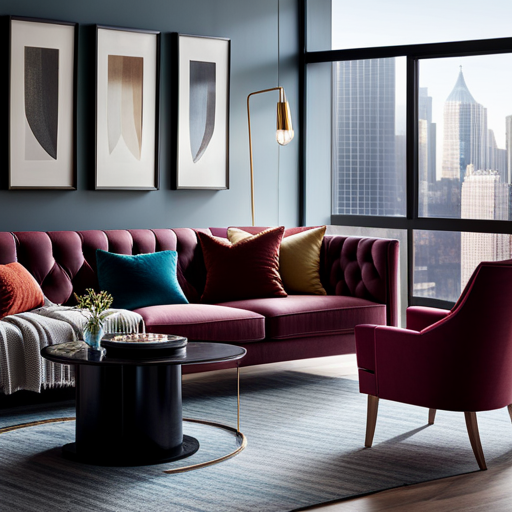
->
[441,68,487,182]
[418,88,437,217]
[418,87,436,184]
[333,58,404,216]
[487,129,507,181]
[506,115,512,184]
[460,166,510,288]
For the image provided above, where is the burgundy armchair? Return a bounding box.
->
[355,259,512,470]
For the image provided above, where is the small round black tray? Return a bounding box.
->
[101,333,188,357]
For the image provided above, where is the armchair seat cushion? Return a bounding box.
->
[219,295,386,340]
[134,304,265,343]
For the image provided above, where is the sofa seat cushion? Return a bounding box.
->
[134,304,265,343]
[218,295,386,340]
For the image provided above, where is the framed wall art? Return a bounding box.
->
[173,34,230,190]
[96,25,160,190]
[9,16,78,190]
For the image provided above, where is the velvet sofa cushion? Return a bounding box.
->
[96,250,188,310]
[0,262,45,319]
[134,303,265,343]
[219,295,386,340]
[197,227,287,303]
[228,226,327,295]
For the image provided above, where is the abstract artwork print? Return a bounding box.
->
[107,55,143,161]
[174,34,229,189]
[24,46,59,161]
[189,61,216,163]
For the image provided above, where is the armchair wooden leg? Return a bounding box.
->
[428,409,436,425]
[507,404,512,423]
[365,395,379,448]
[464,411,487,470]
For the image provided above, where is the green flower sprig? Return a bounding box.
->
[74,288,114,333]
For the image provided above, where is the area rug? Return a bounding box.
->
[2,370,512,512]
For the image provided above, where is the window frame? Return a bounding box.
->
[301,3,512,308]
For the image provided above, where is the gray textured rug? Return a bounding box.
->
[2,371,512,512]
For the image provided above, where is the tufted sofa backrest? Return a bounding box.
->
[214,227,399,326]
[0,228,399,326]
[0,229,208,305]
[320,235,399,326]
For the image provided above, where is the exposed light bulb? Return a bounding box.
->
[276,129,294,146]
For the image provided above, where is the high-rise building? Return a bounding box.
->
[441,68,488,182]
[418,88,437,217]
[333,58,404,216]
[487,129,507,181]
[506,115,512,184]
[418,87,436,184]
[460,166,511,288]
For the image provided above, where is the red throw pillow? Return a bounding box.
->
[0,262,45,319]
[197,227,287,303]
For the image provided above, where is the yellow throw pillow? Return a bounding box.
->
[227,226,327,295]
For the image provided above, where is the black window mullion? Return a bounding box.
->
[331,215,512,235]
[406,56,418,306]
[306,37,512,64]
[406,56,418,222]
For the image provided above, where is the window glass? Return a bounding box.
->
[413,229,512,302]
[327,0,512,51]
[332,58,406,216]
[418,54,512,220]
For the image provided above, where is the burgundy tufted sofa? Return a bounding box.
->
[0,227,399,373]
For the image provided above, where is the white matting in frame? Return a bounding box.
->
[9,17,77,189]
[175,34,230,190]
[96,26,160,190]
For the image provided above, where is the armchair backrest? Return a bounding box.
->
[422,260,512,411]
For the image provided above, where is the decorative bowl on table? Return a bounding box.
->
[101,333,188,356]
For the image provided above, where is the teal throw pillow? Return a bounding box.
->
[96,250,188,310]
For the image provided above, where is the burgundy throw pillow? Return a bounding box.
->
[197,227,287,303]
[0,262,45,319]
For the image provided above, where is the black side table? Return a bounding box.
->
[41,341,246,467]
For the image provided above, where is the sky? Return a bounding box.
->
[331,0,512,157]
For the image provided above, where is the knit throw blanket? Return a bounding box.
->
[0,306,144,395]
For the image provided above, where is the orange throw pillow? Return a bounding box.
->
[0,262,45,319]
[197,227,287,303]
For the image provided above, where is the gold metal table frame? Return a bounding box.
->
[0,366,246,474]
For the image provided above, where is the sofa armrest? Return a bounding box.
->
[321,235,399,326]
[406,306,451,332]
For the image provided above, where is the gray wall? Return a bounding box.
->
[0,0,300,232]
[304,0,331,226]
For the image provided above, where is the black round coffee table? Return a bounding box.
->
[41,340,246,467]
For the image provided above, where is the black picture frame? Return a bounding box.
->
[172,33,230,190]
[95,25,160,191]
[8,16,78,190]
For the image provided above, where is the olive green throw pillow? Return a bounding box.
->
[227,226,327,295]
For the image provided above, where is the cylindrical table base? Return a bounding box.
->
[62,435,199,466]
[73,363,197,466]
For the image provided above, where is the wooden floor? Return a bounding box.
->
[185,355,512,512]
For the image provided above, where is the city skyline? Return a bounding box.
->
[328,1,512,304]
[420,54,512,156]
